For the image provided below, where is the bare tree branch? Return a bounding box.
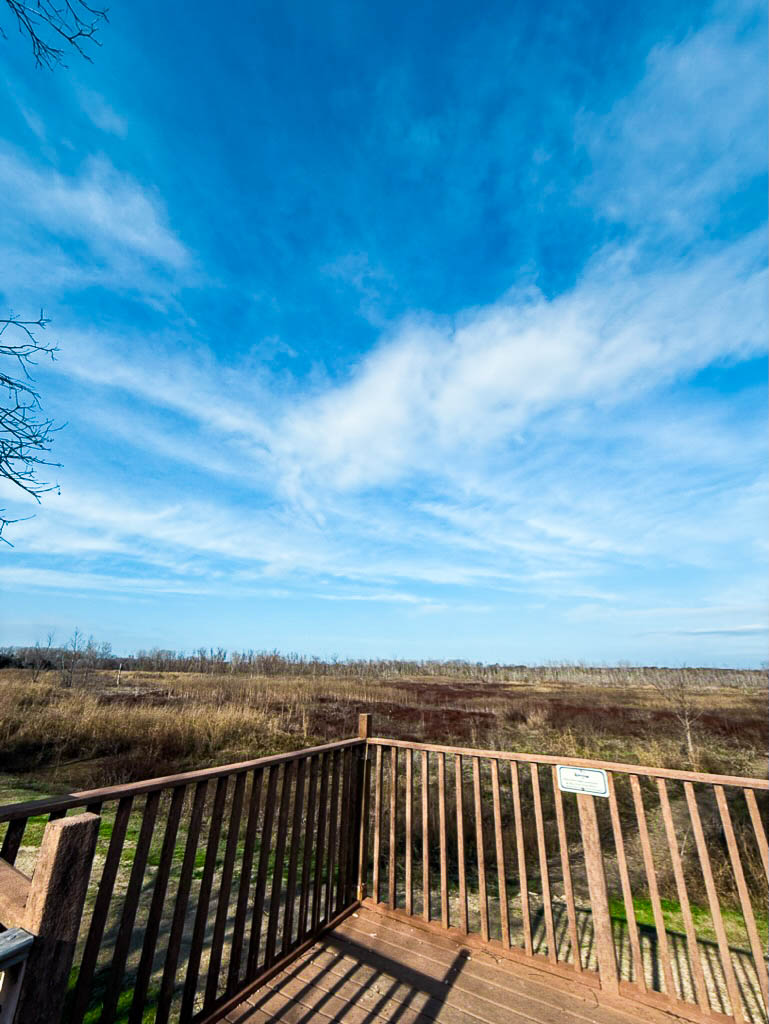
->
[1,0,108,69]
[0,312,62,542]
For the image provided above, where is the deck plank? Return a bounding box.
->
[227,906,689,1024]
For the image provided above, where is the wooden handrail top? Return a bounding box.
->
[367,736,769,789]
[0,737,364,823]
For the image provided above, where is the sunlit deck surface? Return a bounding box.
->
[226,907,686,1024]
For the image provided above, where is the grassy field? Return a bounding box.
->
[0,662,765,795]
[1,660,766,1022]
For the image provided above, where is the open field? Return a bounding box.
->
[0,659,765,792]
[1,659,766,1023]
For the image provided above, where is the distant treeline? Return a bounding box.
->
[0,638,765,688]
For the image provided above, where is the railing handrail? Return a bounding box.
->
[0,737,364,823]
[367,736,769,789]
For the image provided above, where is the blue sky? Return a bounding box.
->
[0,0,766,665]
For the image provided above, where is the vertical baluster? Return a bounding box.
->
[70,796,135,1024]
[311,752,331,931]
[657,779,709,1012]
[372,745,383,904]
[248,765,279,974]
[745,789,768,882]
[455,754,468,934]
[491,759,509,948]
[354,740,371,902]
[511,760,532,955]
[606,773,643,989]
[629,775,675,997]
[685,782,745,1022]
[228,767,263,994]
[298,756,319,937]
[388,746,398,910]
[265,761,294,966]
[405,749,413,915]
[204,772,247,1009]
[472,756,489,942]
[576,793,618,992]
[102,790,161,1024]
[0,819,26,865]
[715,785,768,1013]
[129,786,186,1024]
[551,767,581,972]
[335,749,353,913]
[438,751,449,928]
[324,749,341,922]
[531,763,556,962]
[422,750,430,921]
[155,782,207,1024]
[180,778,228,1021]
[283,758,307,953]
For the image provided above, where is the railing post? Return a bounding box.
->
[356,714,372,899]
[576,794,618,992]
[15,812,100,1024]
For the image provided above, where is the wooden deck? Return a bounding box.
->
[226,907,688,1024]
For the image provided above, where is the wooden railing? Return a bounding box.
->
[1,718,767,1024]
[362,737,769,1024]
[0,737,366,1024]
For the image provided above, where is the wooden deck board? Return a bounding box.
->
[227,907,690,1024]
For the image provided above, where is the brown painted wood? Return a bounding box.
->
[576,792,618,993]
[248,763,281,974]
[422,749,431,921]
[438,751,449,928]
[204,771,247,1009]
[345,743,364,907]
[129,785,186,1024]
[228,767,264,995]
[455,754,468,934]
[0,737,367,824]
[355,745,371,902]
[324,749,341,924]
[366,738,768,791]
[372,744,383,903]
[531,763,556,963]
[472,756,490,943]
[491,759,510,949]
[606,773,644,991]
[389,745,398,910]
[101,790,161,1023]
[311,752,331,933]
[297,756,319,940]
[359,713,372,738]
[551,767,581,973]
[714,784,768,1012]
[265,761,295,967]
[684,781,745,1023]
[656,779,709,1014]
[511,760,532,955]
[335,748,353,913]
[155,780,208,1024]
[180,776,229,1021]
[69,794,134,1024]
[629,775,676,999]
[0,819,26,865]
[405,747,413,915]
[194,902,360,1024]
[283,757,307,953]
[744,788,769,882]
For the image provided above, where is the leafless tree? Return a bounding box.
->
[2,0,108,69]
[648,668,705,767]
[0,313,61,540]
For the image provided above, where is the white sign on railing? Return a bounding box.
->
[556,764,609,797]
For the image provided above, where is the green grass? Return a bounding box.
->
[609,895,768,949]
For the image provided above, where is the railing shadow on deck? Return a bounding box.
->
[235,933,470,1024]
